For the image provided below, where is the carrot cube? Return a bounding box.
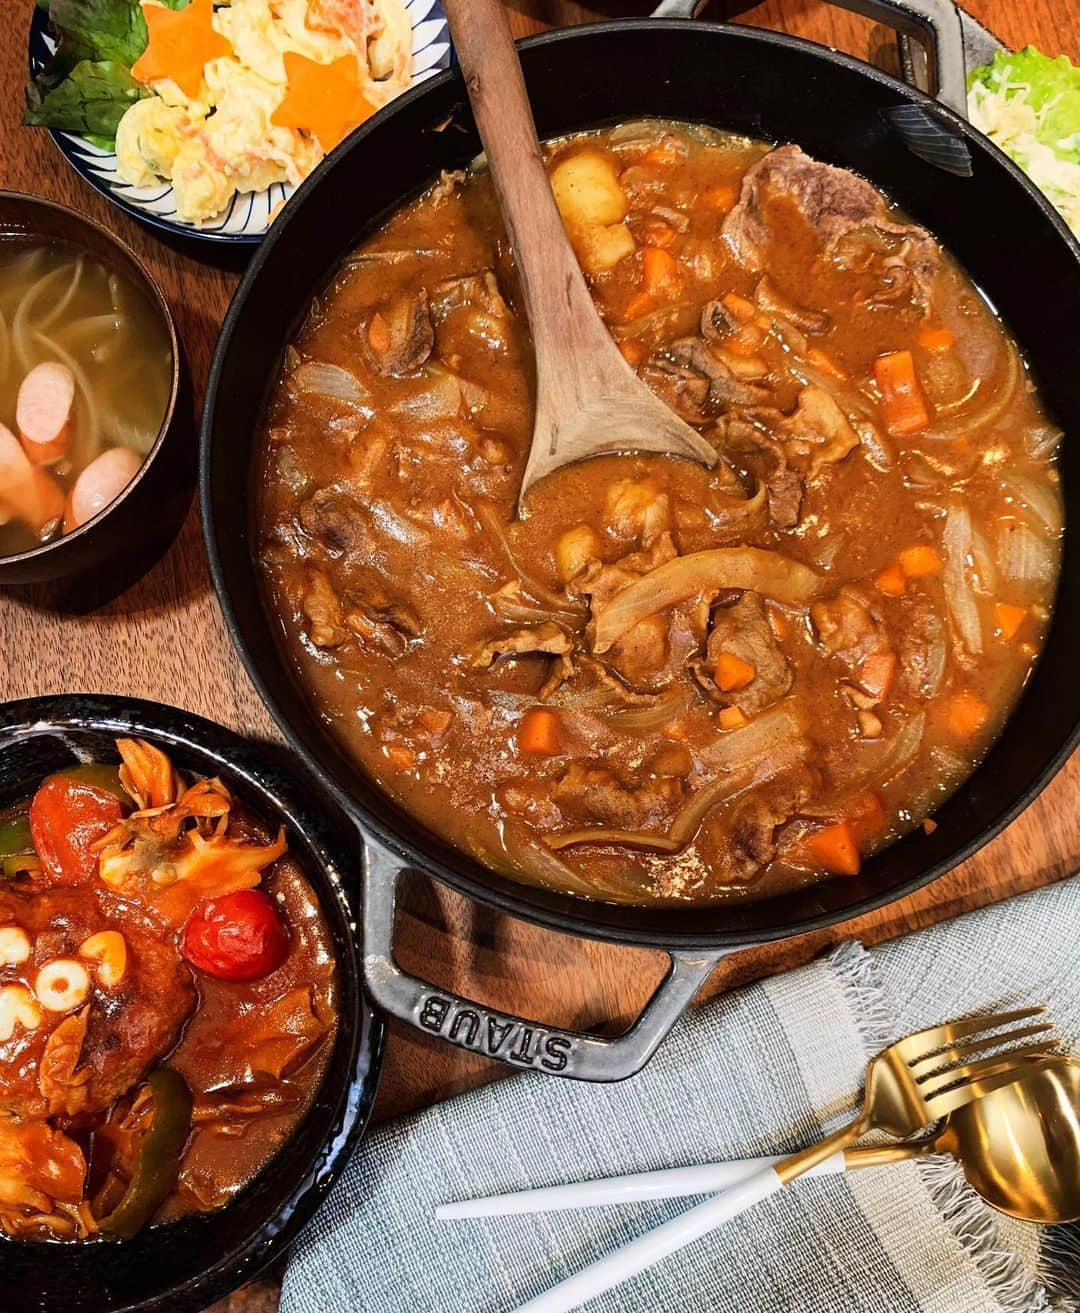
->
[874,564,907,597]
[641,246,679,295]
[518,707,561,756]
[805,821,861,876]
[618,340,647,368]
[917,326,955,352]
[947,691,990,738]
[720,291,756,324]
[874,350,931,437]
[994,603,1027,641]
[898,545,942,578]
[702,183,737,212]
[806,346,848,382]
[858,652,897,701]
[715,652,756,692]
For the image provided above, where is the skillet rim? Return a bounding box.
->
[201,18,1080,952]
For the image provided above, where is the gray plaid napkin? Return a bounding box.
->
[282,877,1080,1313]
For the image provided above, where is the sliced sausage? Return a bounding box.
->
[0,422,64,539]
[16,361,76,466]
[64,446,141,532]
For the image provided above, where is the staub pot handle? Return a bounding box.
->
[653,0,967,117]
[362,837,725,1082]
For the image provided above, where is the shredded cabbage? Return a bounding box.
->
[968,47,1080,237]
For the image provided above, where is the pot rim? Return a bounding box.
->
[201,17,1080,952]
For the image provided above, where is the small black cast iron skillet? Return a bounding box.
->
[0,695,384,1313]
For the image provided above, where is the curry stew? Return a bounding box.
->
[256,122,1062,905]
[0,740,337,1240]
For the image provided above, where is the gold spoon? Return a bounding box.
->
[439,1056,1080,1225]
[440,0,718,510]
[859,1053,1080,1222]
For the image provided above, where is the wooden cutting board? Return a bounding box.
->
[0,3,1076,1309]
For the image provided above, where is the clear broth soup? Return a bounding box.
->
[0,240,173,557]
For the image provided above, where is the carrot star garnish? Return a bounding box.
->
[271,52,376,154]
[132,0,233,101]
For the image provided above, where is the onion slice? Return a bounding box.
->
[1000,472,1064,537]
[591,548,819,654]
[546,703,807,853]
[289,360,370,409]
[929,341,1020,440]
[477,501,583,614]
[942,504,982,655]
[803,713,926,815]
[601,689,688,732]
[996,521,1058,599]
[546,828,683,854]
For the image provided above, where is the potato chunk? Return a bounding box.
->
[555,524,601,583]
[551,149,628,227]
[577,223,636,273]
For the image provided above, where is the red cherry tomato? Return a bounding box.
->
[182,889,290,981]
[29,773,125,886]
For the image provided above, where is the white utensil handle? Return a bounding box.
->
[439,1153,844,1220]
[512,1163,789,1313]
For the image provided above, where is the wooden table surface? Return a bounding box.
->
[1,2,1077,1309]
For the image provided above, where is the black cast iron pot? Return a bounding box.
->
[202,1,1080,1083]
[0,696,384,1313]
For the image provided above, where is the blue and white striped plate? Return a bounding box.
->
[27,0,452,244]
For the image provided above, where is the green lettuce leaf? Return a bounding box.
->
[45,0,148,65]
[969,47,1080,164]
[24,58,147,137]
[968,46,1080,236]
[25,0,195,143]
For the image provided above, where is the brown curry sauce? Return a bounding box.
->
[256,122,1062,905]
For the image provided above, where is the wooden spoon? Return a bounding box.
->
[442,0,717,510]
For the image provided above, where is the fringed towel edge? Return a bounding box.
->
[917,1155,1065,1313]
[825,938,897,1057]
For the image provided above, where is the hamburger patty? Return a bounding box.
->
[0,886,196,1122]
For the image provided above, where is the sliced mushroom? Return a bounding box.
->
[363,290,435,377]
[343,576,422,659]
[429,270,510,322]
[302,570,350,649]
[471,622,575,698]
[778,384,860,474]
[666,338,771,408]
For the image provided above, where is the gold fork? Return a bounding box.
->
[514,1006,1057,1313]
[774,1004,1055,1181]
